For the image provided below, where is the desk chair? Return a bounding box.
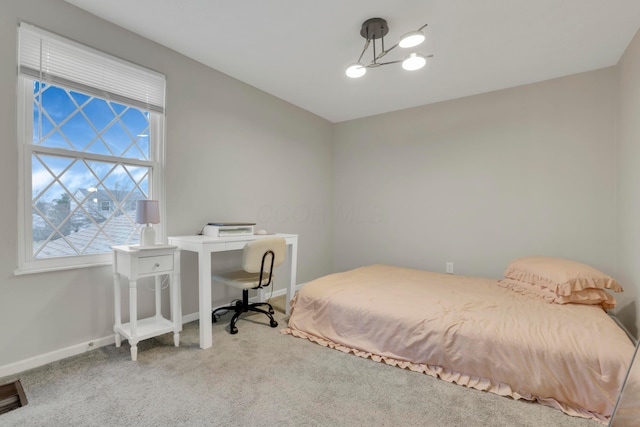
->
[211,237,286,334]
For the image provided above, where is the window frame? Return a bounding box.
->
[15,27,166,275]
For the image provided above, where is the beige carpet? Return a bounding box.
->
[0,297,600,427]
[268,294,287,314]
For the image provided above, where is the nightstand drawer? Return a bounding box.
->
[138,255,173,274]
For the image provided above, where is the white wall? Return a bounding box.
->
[616,28,640,338]
[333,69,618,283]
[0,0,334,371]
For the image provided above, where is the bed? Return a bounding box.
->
[283,258,636,424]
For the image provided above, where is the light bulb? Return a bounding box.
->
[346,63,366,78]
[402,53,427,71]
[399,30,425,48]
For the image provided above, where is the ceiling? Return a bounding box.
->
[64,0,640,123]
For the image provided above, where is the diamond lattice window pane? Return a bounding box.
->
[60,112,99,152]
[32,207,54,243]
[48,196,72,232]
[82,98,115,133]
[68,210,96,234]
[41,86,76,126]
[122,140,147,160]
[111,103,127,116]
[102,121,133,158]
[35,236,78,259]
[27,80,157,260]
[84,160,115,182]
[70,91,90,106]
[120,109,150,158]
[125,165,150,195]
[103,164,146,197]
[37,129,70,150]
[32,154,72,199]
[32,103,56,145]
[84,138,112,157]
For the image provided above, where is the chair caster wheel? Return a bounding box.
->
[230,326,238,334]
[270,320,278,328]
[212,314,217,323]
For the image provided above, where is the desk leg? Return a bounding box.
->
[172,250,182,347]
[129,279,138,361]
[286,240,298,315]
[172,277,181,347]
[198,250,213,349]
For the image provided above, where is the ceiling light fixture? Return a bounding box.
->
[346,17,433,78]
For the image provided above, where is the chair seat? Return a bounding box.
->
[212,270,275,290]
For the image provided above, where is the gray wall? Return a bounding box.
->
[0,0,334,369]
[1,0,638,373]
[616,28,640,338]
[333,69,618,282]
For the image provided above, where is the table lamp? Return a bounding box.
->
[136,199,160,247]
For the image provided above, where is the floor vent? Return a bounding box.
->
[0,380,28,415]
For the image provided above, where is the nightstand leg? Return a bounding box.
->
[130,344,138,362]
[174,333,180,347]
[130,279,138,361]
[155,275,162,319]
[113,271,122,348]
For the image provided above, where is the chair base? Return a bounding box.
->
[212,289,278,334]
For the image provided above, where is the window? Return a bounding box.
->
[16,23,166,274]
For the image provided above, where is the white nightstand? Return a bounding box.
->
[112,245,182,361]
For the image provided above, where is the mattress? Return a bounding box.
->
[283,264,635,423]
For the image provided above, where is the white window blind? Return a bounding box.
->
[18,22,165,113]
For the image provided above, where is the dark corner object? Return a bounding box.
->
[608,338,640,426]
[0,380,28,415]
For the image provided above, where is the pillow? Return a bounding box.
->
[502,256,623,296]
[497,278,617,309]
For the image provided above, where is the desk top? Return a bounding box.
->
[168,233,297,245]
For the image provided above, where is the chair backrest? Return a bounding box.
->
[242,237,286,273]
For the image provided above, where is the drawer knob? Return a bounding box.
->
[154,263,160,267]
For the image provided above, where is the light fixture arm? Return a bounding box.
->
[357,39,370,63]
[367,59,401,68]
[375,23,428,62]
[366,54,434,69]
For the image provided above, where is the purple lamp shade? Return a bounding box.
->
[136,200,159,246]
[136,200,160,225]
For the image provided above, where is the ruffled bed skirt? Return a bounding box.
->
[282,325,608,424]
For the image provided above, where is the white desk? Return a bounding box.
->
[168,233,298,349]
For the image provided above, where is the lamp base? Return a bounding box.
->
[140,225,156,247]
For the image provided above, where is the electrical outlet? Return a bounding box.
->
[446,262,454,274]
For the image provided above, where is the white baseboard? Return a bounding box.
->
[0,335,116,379]
[0,286,296,378]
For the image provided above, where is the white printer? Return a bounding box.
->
[202,222,255,237]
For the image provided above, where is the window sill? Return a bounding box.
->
[14,259,112,276]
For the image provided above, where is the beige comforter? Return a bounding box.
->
[283,265,634,423]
